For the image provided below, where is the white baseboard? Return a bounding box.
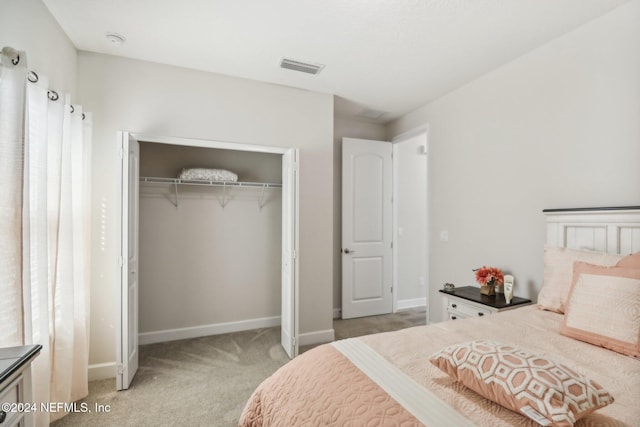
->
[298,329,335,346]
[396,298,427,311]
[335,302,426,317]
[138,316,281,345]
[88,362,116,381]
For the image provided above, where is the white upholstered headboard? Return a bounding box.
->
[544,207,640,255]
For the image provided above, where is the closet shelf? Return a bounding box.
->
[140,176,282,189]
[139,176,281,210]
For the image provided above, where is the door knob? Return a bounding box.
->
[343,248,356,254]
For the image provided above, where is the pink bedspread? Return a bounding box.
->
[239,344,421,426]
[240,306,639,426]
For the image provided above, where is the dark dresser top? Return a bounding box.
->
[0,344,42,385]
[439,286,532,309]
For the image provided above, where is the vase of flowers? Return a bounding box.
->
[474,266,504,296]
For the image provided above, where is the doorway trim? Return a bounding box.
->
[116,132,299,389]
[391,126,429,318]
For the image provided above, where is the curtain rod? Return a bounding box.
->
[4,48,85,120]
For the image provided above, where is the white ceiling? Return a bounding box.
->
[42,0,629,123]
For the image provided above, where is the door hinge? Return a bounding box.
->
[118,256,124,268]
[119,147,124,159]
[116,364,124,375]
[292,250,297,259]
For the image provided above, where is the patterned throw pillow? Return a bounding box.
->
[430,340,614,427]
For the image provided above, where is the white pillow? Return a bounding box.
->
[537,246,621,313]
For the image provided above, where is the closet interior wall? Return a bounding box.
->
[138,142,283,340]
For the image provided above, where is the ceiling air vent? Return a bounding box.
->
[279,57,325,75]
[358,109,386,120]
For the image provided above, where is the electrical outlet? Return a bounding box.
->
[440,230,449,242]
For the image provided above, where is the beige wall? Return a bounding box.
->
[138,143,282,335]
[332,113,387,314]
[387,0,640,323]
[77,52,334,370]
[0,0,77,96]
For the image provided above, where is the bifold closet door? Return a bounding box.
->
[281,148,299,358]
[117,131,139,390]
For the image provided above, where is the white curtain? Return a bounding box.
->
[0,47,26,347]
[0,47,92,426]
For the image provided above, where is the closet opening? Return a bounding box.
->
[116,132,299,390]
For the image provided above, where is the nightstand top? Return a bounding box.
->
[0,344,41,385]
[439,286,532,309]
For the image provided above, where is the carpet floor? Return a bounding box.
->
[52,308,425,427]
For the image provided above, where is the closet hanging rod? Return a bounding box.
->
[139,176,282,189]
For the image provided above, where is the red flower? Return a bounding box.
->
[474,266,504,286]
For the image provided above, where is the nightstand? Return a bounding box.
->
[439,286,532,321]
[0,345,41,427]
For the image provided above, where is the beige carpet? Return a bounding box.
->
[52,308,425,427]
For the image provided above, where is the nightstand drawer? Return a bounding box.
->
[447,300,491,317]
[0,375,23,427]
[447,309,471,320]
[440,286,532,322]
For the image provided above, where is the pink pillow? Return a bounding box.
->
[616,252,640,269]
[430,340,614,426]
[560,262,640,358]
[537,246,622,313]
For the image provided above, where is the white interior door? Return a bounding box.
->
[281,148,299,358]
[117,131,139,390]
[342,138,393,319]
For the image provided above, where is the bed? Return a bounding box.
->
[239,207,640,427]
